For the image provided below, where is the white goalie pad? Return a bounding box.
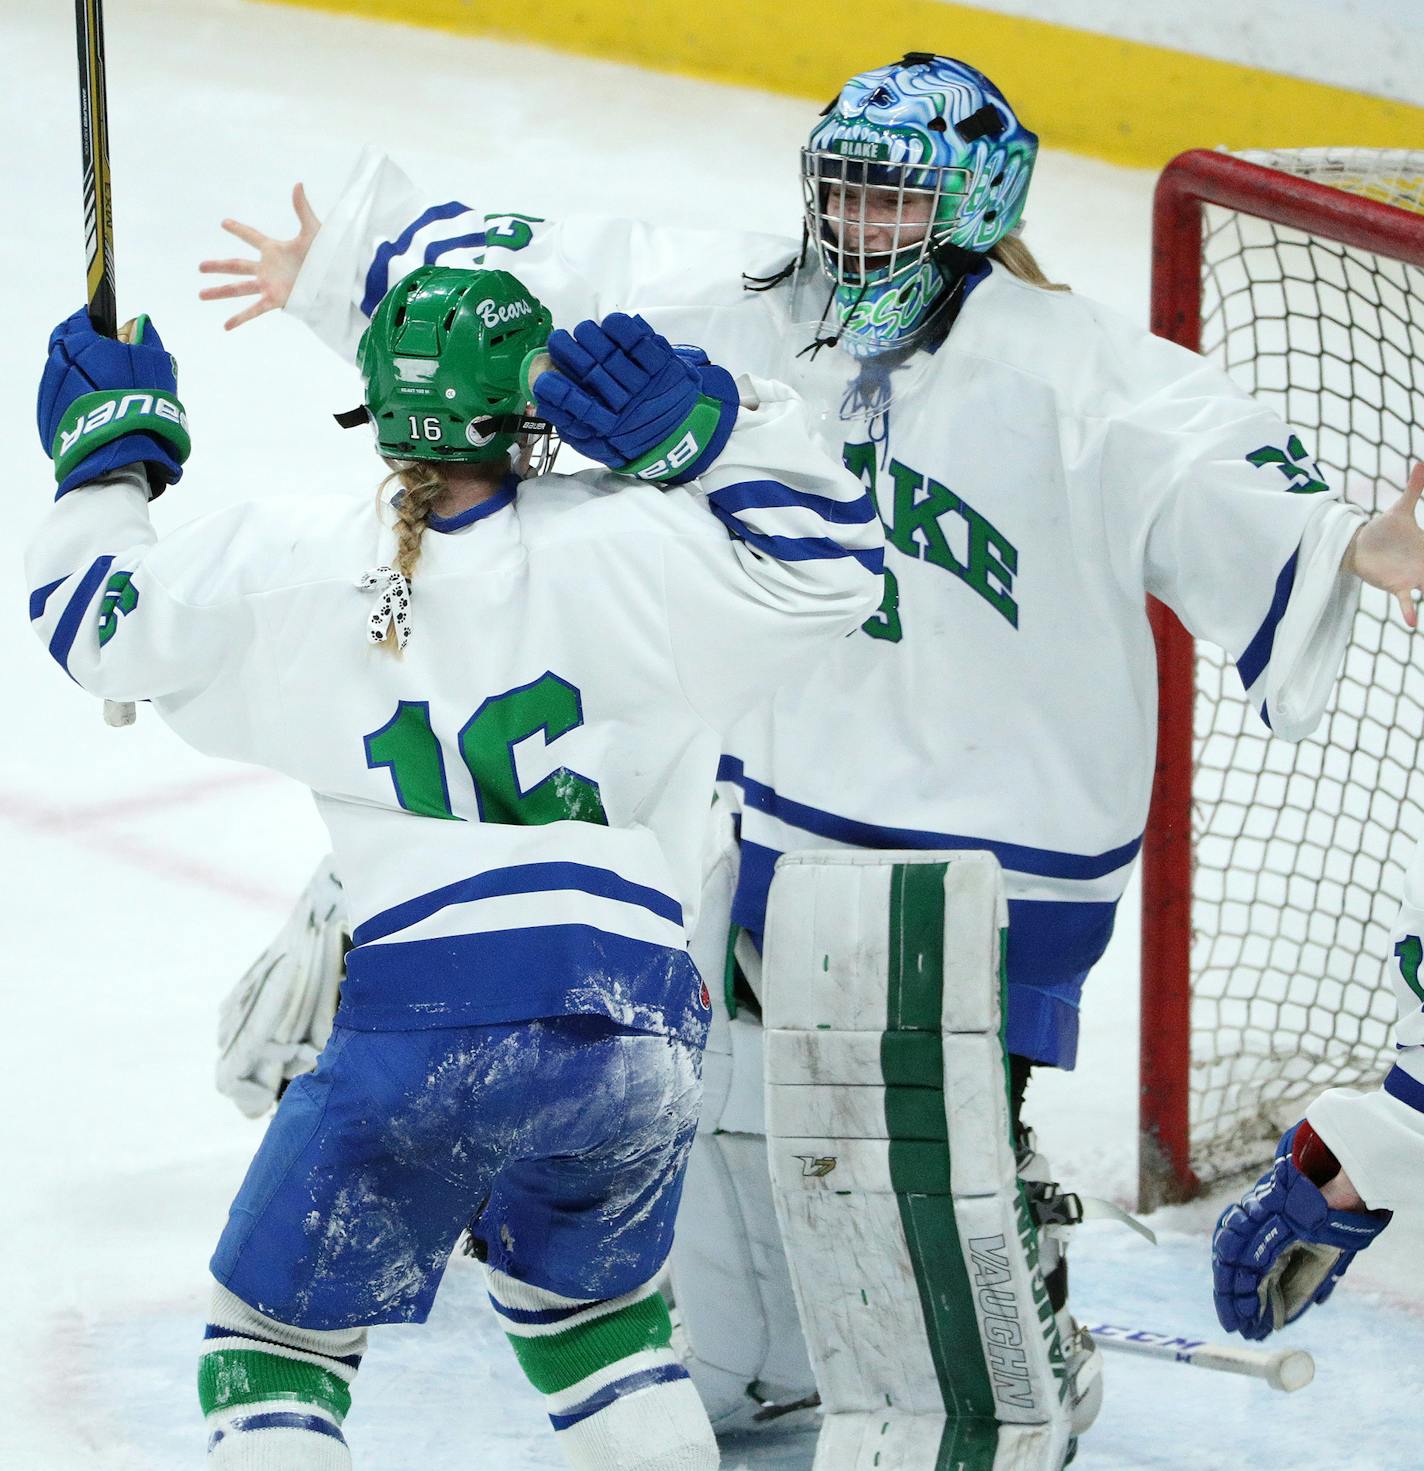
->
[763,850,1073,1471]
[670,797,817,1425]
[215,857,347,1118]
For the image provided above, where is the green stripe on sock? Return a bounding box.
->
[198,1349,351,1422]
[887,862,948,1030]
[506,1293,672,1395]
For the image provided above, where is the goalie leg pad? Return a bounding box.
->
[668,1011,816,1426]
[672,802,816,1426]
[763,851,1073,1471]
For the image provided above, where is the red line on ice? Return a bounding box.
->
[5,768,278,829]
[0,769,293,909]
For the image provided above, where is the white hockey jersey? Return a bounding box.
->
[285,150,1367,1067]
[1308,836,1424,1212]
[26,382,882,1040]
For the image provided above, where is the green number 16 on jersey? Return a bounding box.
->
[363,671,608,826]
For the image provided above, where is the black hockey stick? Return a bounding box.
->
[76,0,116,336]
[75,0,134,726]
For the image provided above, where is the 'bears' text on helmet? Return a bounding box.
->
[802,53,1038,355]
[356,265,554,464]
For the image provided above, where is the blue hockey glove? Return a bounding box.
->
[1212,1121,1390,1341]
[37,308,190,498]
[534,313,738,485]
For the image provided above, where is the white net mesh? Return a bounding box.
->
[1188,147,1424,1187]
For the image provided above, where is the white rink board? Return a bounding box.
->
[2,3,1421,1468]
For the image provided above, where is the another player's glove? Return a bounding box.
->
[37,308,190,498]
[1212,1120,1390,1340]
[534,312,739,485]
[216,858,347,1118]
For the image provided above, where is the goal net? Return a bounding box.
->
[1141,147,1424,1206]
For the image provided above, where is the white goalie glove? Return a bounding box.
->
[216,856,347,1118]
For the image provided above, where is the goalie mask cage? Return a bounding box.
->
[1141,147,1424,1209]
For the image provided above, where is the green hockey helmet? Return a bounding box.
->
[349,265,555,464]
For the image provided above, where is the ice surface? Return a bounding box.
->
[2,1,1417,1466]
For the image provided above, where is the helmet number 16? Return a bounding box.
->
[408,415,443,441]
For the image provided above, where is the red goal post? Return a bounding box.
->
[1141,148,1424,1208]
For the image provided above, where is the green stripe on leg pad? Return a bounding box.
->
[938,1411,1003,1470]
[887,1139,951,1195]
[880,1031,944,1087]
[885,856,1000,1466]
[898,1195,1000,1424]
[885,1086,949,1141]
[887,862,948,1031]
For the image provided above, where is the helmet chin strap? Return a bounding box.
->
[883,244,986,358]
[930,239,989,283]
[924,239,991,337]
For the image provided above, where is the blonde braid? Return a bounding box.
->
[989,234,1070,292]
[370,463,447,654]
[388,462,448,582]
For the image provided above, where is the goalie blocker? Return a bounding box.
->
[764,850,1074,1471]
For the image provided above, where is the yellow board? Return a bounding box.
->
[256,0,1424,170]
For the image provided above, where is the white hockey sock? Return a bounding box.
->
[200,1280,365,1469]
[488,1267,718,1471]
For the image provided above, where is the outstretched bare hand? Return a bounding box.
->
[198,183,320,331]
[1345,462,1424,627]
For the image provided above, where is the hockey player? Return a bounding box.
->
[1213,719,1424,1341]
[27,266,882,1469]
[197,53,1424,1465]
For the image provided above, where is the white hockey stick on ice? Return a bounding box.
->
[1087,1323,1314,1392]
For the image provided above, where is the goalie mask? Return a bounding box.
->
[802,52,1038,356]
[348,265,555,466]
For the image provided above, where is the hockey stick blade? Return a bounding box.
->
[1088,1322,1314,1392]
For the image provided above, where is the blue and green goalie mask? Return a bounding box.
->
[802,53,1038,356]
